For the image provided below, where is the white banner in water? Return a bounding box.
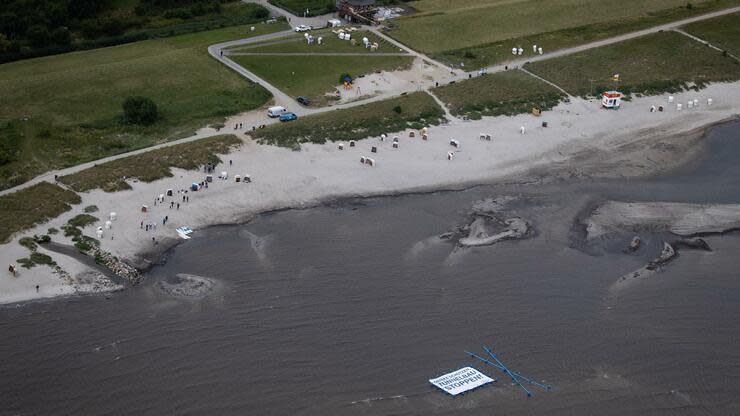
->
[429,367,494,396]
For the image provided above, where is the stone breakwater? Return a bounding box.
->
[87,246,142,285]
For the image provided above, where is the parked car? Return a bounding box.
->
[267,106,287,118]
[279,112,298,122]
[296,96,311,106]
[294,25,311,32]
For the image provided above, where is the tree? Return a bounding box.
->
[122,96,159,125]
[50,27,71,46]
[0,34,10,53]
[26,25,50,48]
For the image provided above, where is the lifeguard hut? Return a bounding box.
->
[601,91,623,109]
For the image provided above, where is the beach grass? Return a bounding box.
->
[682,11,740,57]
[524,31,740,97]
[251,92,445,146]
[229,54,414,106]
[0,182,81,243]
[388,0,740,68]
[59,135,243,193]
[433,70,565,119]
[0,23,288,191]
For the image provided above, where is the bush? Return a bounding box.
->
[26,25,51,48]
[84,205,99,213]
[62,224,83,238]
[122,96,159,125]
[19,237,38,251]
[35,234,52,244]
[67,214,98,228]
[393,105,403,114]
[47,227,59,235]
[74,235,100,252]
[50,27,72,46]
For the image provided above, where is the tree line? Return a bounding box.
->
[0,0,268,60]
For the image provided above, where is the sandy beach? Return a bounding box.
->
[2,81,739,305]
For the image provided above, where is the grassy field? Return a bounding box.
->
[0,22,288,191]
[524,31,740,97]
[252,92,445,146]
[59,135,242,193]
[269,0,335,16]
[683,12,740,57]
[230,54,414,106]
[433,70,564,119]
[388,0,740,68]
[0,182,81,243]
[228,30,402,54]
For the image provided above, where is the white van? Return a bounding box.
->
[267,106,287,118]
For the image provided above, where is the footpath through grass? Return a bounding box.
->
[228,29,400,54]
[0,22,288,192]
[433,70,565,119]
[59,135,242,193]
[0,182,81,243]
[388,0,740,68]
[230,54,414,106]
[252,92,445,146]
[524,31,740,97]
[682,11,740,57]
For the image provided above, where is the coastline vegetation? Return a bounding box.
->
[252,92,445,146]
[682,11,740,57]
[0,182,81,243]
[524,31,740,98]
[59,135,242,192]
[433,70,565,119]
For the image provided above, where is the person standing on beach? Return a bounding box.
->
[140,221,143,229]
[177,203,180,210]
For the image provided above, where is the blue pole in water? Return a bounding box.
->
[483,346,552,391]
[465,350,551,391]
[464,351,500,380]
[483,346,533,397]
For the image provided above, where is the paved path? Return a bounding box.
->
[673,28,740,62]
[3,6,739,197]
[519,67,574,97]
[473,6,740,76]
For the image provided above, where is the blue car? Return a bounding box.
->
[279,112,298,122]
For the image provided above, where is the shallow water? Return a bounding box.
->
[1,122,739,416]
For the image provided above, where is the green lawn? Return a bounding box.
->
[524,31,740,97]
[433,70,564,118]
[682,12,740,57]
[252,92,445,146]
[268,0,335,16]
[60,135,242,193]
[0,22,288,191]
[0,182,81,243]
[387,0,740,68]
[228,30,403,54]
[230,54,414,106]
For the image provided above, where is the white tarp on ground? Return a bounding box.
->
[429,367,494,396]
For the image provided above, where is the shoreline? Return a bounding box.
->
[2,82,740,305]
